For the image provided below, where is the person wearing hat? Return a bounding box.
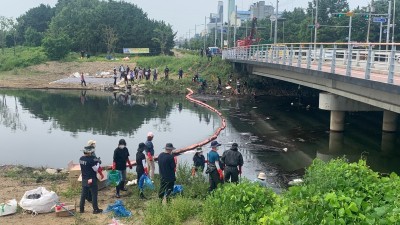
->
[158,143,176,202]
[145,132,155,180]
[192,147,206,175]
[136,142,147,199]
[255,172,267,187]
[206,140,223,192]
[221,143,244,183]
[79,146,103,214]
[112,139,133,198]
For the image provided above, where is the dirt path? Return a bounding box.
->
[0,172,143,225]
[0,61,127,89]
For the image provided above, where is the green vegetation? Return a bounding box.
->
[1,0,176,61]
[135,54,234,94]
[2,159,400,224]
[0,46,47,71]
[0,165,67,183]
[141,158,400,225]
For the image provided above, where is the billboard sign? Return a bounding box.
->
[123,48,150,54]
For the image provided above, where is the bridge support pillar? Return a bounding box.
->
[382,110,398,132]
[319,92,381,132]
[330,111,345,132]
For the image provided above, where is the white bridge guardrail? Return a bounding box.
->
[222,43,400,85]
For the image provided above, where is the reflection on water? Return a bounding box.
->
[1,90,400,185]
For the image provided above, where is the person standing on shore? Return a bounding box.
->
[79,147,103,214]
[158,143,176,202]
[206,140,223,192]
[80,72,86,86]
[192,147,205,175]
[145,132,155,180]
[178,67,183,79]
[136,142,147,199]
[221,143,243,183]
[112,139,133,198]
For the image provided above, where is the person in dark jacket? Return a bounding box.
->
[136,142,147,199]
[158,143,176,202]
[221,143,244,183]
[207,140,223,192]
[193,147,205,173]
[79,147,103,214]
[112,139,132,198]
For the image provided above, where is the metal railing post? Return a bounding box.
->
[288,45,294,66]
[331,44,337,74]
[388,45,396,84]
[356,49,360,66]
[307,45,312,69]
[346,44,353,76]
[282,46,287,65]
[265,45,269,63]
[270,45,274,63]
[343,48,347,65]
[365,45,372,80]
[275,46,279,64]
[297,45,302,68]
[318,44,323,71]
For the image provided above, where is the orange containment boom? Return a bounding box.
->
[104,88,227,169]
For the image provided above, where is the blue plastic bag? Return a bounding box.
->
[172,185,183,195]
[104,200,132,217]
[108,170,121,187]
[138,174,154,191]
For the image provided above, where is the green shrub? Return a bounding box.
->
[0,46,47,71]
[175,163,209,199]
[260,159,400,224]
[201,181,277,225]
[144,197,202,225]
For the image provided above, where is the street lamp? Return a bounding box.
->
[274,0,279,44]
[314,0,319,51]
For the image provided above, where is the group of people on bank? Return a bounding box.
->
[112,65,182,85]
[78,134,250,214]
[78,132,169,214]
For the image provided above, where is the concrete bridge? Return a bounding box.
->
[223,43,400,133]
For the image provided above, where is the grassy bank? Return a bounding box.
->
[2,158,400,224]
[0,46,48,71]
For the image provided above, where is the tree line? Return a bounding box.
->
[183,0,400,49]
[0,0,176,59]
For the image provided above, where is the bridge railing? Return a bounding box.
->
[222,43,400,85]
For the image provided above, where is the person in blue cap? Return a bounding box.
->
[206,140,223,192]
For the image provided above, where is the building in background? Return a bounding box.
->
[250,1,274,20]
[228,0,235,24]
[237,10,251,22]
[207,1,224,34]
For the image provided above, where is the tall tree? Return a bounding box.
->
[152,21,176,54]
[102,25,118,55]
[16,4,54,46]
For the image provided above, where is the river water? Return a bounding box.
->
[1,89,399,189]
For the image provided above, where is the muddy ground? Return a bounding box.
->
[0,167,146,225]
[0,61,124,89]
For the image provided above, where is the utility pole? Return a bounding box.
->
[348,15,352,43]
[274,0,278,44]
[215,18,217,46]
[314,0,319,51]
[386,0,392,48]
[221,16,223,49]
[204,16,207,50]
[392,0,396,43]
[366,0,374,43]
[234,6,237,47]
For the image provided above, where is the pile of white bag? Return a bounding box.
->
[19,187,59,214]
[0,199,17,216]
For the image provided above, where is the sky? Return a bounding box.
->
[0,0,369,38]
